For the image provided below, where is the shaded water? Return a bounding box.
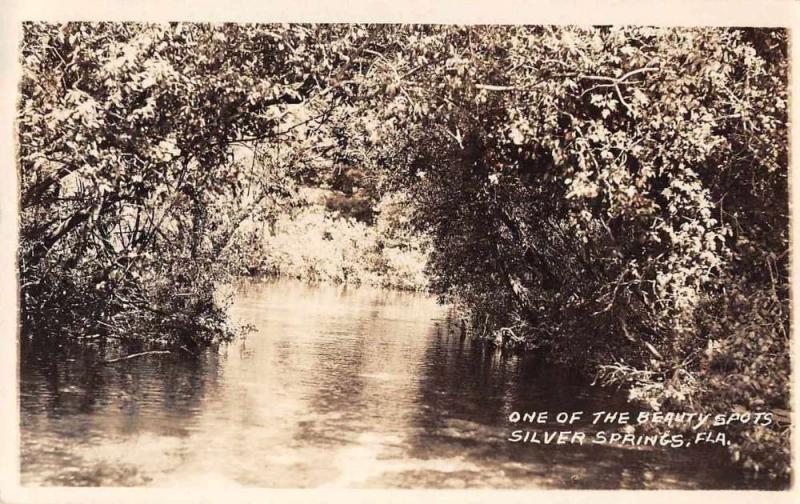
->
[21,279,749,488]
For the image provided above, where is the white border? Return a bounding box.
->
[1,1,797,503]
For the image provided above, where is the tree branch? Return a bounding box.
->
[103,350,172,364]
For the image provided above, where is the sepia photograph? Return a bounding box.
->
[1,1,797,501]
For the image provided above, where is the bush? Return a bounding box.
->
[221,193,429,291]
[362,26,789,481]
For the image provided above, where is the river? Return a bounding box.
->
[20,279,751,488]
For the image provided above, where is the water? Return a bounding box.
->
[20,279,750,488]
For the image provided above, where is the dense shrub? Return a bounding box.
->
[352,26,790,480]
[222,192,429,291]
[18,23,367,346]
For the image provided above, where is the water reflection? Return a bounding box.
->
[20,335,219,485]
[21,279,752,488]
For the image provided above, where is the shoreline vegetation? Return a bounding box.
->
[222,187,430,291]
[18,24,789,484]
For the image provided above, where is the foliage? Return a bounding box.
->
[222,191,429,291]
[345,26,789,480]
[18,22,367,343]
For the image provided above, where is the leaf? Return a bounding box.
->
[509,127,524,145]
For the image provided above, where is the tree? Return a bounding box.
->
[18,22,371,343]
[346,25,789,479]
